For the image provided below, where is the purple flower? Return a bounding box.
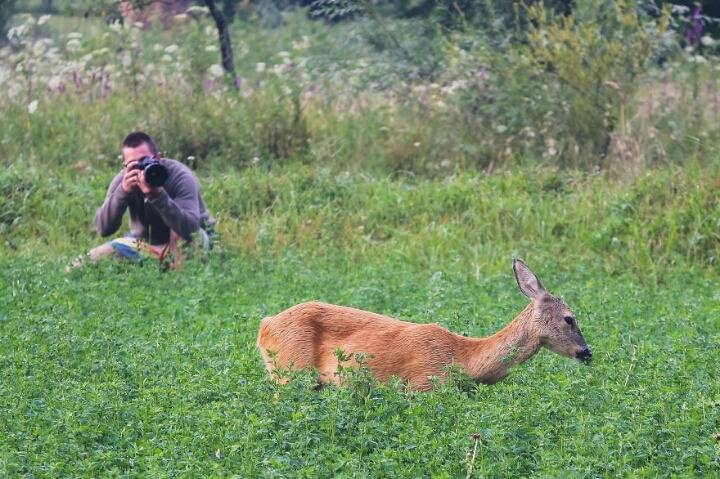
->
[234,75,243,89]
[685,5,703,46]
[203,78,215,90]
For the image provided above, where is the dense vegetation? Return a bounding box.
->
[1,1,719,476]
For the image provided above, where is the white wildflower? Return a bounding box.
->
[122,52,132,68]
[204,45,218,52]
[66,32,82,40]
[292,36,310,50]
[66,38,81,52]
[208,64,224,78]
[32,40,47,56]
[164,45,179,54]
[256,62,266,73]
[700,36,715,47]
[495,124,507,134]
[38,15,51,26]
[27,100,38,114]
[162,54,172,62]
[132,22,144,29]
[7,24,30,43]
[81,53,93,63]
[153,43,163,52]
[109,20,123,33]
[691,55,708,64]
[48,76,63,90]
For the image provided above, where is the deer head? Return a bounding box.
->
[513,259,592,362]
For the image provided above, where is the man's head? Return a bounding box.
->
[122,131,159,168]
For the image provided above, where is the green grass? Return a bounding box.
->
[2,6,720,476]
[2,118,719,478]
[2,163,719,276]
[1,253,718,477]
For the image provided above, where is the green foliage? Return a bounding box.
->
[439,0,676,169]
[0,252,718,476]
[523,0,671,160]
[0,167,35,236]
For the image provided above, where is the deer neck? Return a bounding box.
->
[460,304,541,384]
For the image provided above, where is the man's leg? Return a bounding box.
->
[66,241,116,271]
[68,237,146,271]
[89,242,117,262]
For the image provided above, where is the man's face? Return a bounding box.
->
[122,143,155,169]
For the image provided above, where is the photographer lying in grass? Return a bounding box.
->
[70,131,212,270]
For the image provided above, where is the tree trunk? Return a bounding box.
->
[204,0,237,88]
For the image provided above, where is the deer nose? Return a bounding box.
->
[576,348,592,362]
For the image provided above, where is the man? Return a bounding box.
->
[72,131,211,268]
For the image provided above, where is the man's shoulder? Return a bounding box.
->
[163,159,198,180]
[162,158,201,191]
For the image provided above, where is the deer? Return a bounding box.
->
[257,260,592,391]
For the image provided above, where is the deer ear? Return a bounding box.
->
[513,259,547,300]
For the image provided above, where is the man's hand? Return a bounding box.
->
[122,162,162,197]
[122,161,141,193]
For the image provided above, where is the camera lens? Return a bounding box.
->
[143,162,168,187]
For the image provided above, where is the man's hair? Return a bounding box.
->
[122,131,158,155]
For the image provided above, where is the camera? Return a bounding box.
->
[132,156,168,187]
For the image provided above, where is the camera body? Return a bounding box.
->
[132,156,168,187]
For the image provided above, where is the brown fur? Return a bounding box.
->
[257,261,590,391]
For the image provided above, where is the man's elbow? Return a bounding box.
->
[95,219,118,237]
[178,216,201,242]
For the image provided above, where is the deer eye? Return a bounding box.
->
[564,316,574,326]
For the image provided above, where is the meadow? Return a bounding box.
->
[1,2,720,477]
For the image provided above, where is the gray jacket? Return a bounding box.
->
[94,159,210,245]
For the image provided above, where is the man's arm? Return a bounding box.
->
[146,171,202,242]
[94,172,129,237]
